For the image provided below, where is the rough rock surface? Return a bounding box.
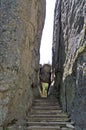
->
[0,0,46,127]
[52,0,86,129]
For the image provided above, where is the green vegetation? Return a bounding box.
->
[42,82,48,96]
[78,44,86,54]
[75,43,86,63]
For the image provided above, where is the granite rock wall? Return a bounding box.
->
[52,0,86,129]
[0,0,46,127]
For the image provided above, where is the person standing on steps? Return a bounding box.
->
[39,64,51,96]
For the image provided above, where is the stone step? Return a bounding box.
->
[7,126,74,130]
[33,103,60,106]
[29,114,69,118]
[27,121,69,127]
[31,109,63,113]
[34,98,58,102]
[34,99,58,102]
[32,106,61,110]
[28,117,70,122]
[30,112,66,116]
[34,97,57,100]
[27,126,60,130]
[28,126,74,130]
[33,102,59,106]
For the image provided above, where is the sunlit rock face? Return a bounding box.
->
[52,0,86,129]
[0,0,46,126]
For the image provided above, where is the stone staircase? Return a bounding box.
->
[27,97,75,130]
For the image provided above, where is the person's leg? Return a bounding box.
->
[47,82,50,96]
